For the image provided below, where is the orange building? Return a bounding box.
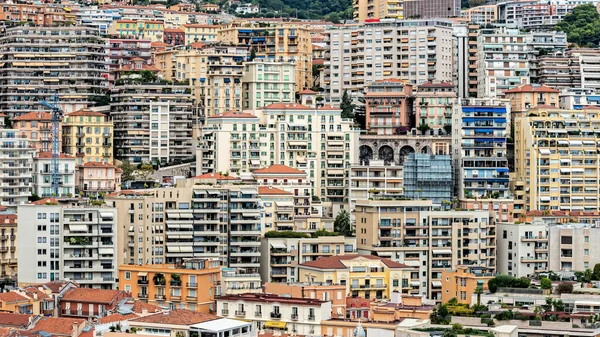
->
[118,258,220,313]
[441,266,493,305]
[13,112,61,153]
[264,282,347,319]
[364,79,413,136]
[0,4,75,26]
[503,84,559,118]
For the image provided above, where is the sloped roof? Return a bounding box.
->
[13,112,53,121]
[36,152,75,159]
[129,310,218,325]
[300,255,412,270]
[193,173,238,180]
[62,288,123,304]
[257,186,292,195]
[504,84,559,94]
[97,313,139,324]
[207,111,257,119]
[32,317,85,335]
[253,164,305,175]
[263,103,311,110]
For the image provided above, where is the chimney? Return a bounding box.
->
[71,323,78,337]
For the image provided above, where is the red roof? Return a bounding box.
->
[36,152,75,159]
[583,105,600,109]
[97,313,139,324]
[317,105,340,110]
[32,317,85,335]
[0,214,16,225]
[164,28,184,33]
[130,310,218,325]
[263,103,311,110]
[418,81,454,88]
[0,292,32,303]
[207,111,257,119]
[373,78,405,83]
[13,112,53,121]
[41,281,76,294]
[80,162,116,168]
[62,288,123,304]
[504,84,559,94]
[194,173,238,180]
[346,296,372,308]
[300,255,413,270]
[151,41,169,47]
[0,313,33,328]
[66,109,106,117]
[298,89,318,95]
[312,59,325,66]
[257,186,292,195]
[23,287,52,300]
[189,42,205,49]
[253,164,306,175]
[132,301,161,314]
[29,198,59,205]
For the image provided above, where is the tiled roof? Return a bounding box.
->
[583,105,600,109]
[257,186,292,195]
[253,164,305,175]
[0,292,30,303]
[418,81,454,88]
[62,288,123,304]
[129,309,218,325]
[504,84,559,93]
[151,42,169,47]
[36,152,75,159]
[0,313,32,328]
[80,162,116,168]
[66,109,106,117]
[32,317,85,335]
[207,111,257,119]
[373,78,405,83]
[41,281,74,294]
[189,42,205,49]
[317,105,340,110]
[29,198,59,205]
[13,112,53,121]
[300,255,413,270]
[0,328,12,337]
[298,89,318,94]
[164,28,184,33]
[193,173,238,180]
[0,214,17,225]
[97,313,139,324]
[312,59,325,65]
[131,301,161,314]
[263,103,311,110]
[23,287,52,300]
[346,296,372,308]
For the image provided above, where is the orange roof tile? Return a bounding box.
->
[80,162,116,168]
[41,281,75,294]
[300,255,413,270]
[317,105,339,110]
[0,214,17,225]
[62,288,123,304]
[32,317,85,335]
[298,89,317,95]
[131,301,161,314]
[36,152,75,159]
[66,109,106,117]
[130,310,218,325]
[193,173,238,180]
[418,81,454,88]
[346,296,372,308]
[0,313,32,328]
[183,24,218,28]
[263,103,311,110]
[583,105,600,109]
[207,111,257,119]
[97,313,139,324]
[0,328,12,337]
[312,59,325,65]
[13,112,53,121]
[23,287,51,300]
[0,292,29,303]
[151,42,169,47]
[504,84,559,94]
[253,164,306,175]
[29,198,59,205]
[257,186,292,195]
[373,78,405,83]
[189,42,205,49]
[164,28,184,33]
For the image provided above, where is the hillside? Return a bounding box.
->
[238,0,352,21]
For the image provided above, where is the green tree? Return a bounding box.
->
[152,273,166,286]
[593,263,600,280]
[540,277,552,289]
[119,161,136,183]
[340,90,355,119]
[138,163,155,182]
[555,282,574,294]
[334,209,353,237]
[4,116,12,129]
[249,47,257,61]
[418,123,431,135]
[556,4,600,47]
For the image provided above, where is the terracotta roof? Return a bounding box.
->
[130,309,218,325]
[531,104,556,109]
[36,152,75,159]
[97,313,139,324]
[298,89,318,95]
[317,105,340,110]
[80,162,116,168]
[253,164,306,175]
[0,292,29,303]
[300,255,413,270]
[312,59,325,65]
[207,111,257,119]
[373,78,405,83]
[41,281,74,294]
[22,287,52,300]
[13,112,53,121]
[117,64,160,72]
[583,105,600,109]
[0,313,32,328]
[163,28,184,33]
[131,301,161,314]
[189,42,205,49]
[193,173,238,180]
[263,103,311,110]
[217,293,326,305]
[183,24,218,28]
[418,81,454,88]
[0,205,7,212]
[346,296,372,308]
[105,190,155,198]
[129,57,145,61]
[66,109,106,117]
[151,41,169,47]
[29,198,59,205]
[504,84,559,94]
[32,317,85,335]
[62,288,123,304]
[0,328,12,337]
[0,214,17,225]
[257,186,292,195]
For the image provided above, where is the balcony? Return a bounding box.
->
[235,310,246,317]
[154,294,166,300]
[138,293,148,299]
[255,311,262,317]
[138,279,149,285]
[187,282,197,288]
[270,312,282,319]
[308,315,315,321]
[186,296,197,302]
[222,309,229,315]
[291,314,299,321]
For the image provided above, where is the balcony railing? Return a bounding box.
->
[270,312,281,319]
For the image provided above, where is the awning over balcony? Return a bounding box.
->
[100,212,113,219]
[167,224,181,229]
[410,281,420,286]
[275,201,294,207]
[137,272,148,277]
[270,242,287,249]
[432,249,452,254]
[168,213,181,219]
[264,322,286,329]
[179,246,193,253]
[180,213,193,219]
[99,248,114,255]
[69,224,88,232]
[431,281,442,288]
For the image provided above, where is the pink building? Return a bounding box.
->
[459,198,515,223]
[13,111,61,153]
[364,79,413,135]
[415,81,456,132]
[76,161,122,197]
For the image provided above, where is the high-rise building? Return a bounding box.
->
[403,0,460,18]
[415,81,456,130]
[0,26,106,117]
[62,109,114,165]
[218,23,313,91]
[17,203,118,289]
[324,20,454,104]
[32,152,76,198]
[453,24,479,99]
[0,129,35,208]
[352,0,405,22]
[106,38,152,83]
[538,49,600,92]
[77,7,122,35]
[496,222,548,277]
[0,3,76,26]
[503,84,560,119]
[364,79,413,135]
[403,153,453,205]
[242,60,296,110]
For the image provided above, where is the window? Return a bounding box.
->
[125,272,131,280]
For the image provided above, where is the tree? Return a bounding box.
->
[556,4,600,47]
[555,282,574,294]
[417,123,431,135]
[119,161,136,183]
[334,209,353,237]
[138,163,155,182]
[593,263,600,280]
[540,277,552,289]
[475,286,483,307]
[249,47,256,61]
[4,116,12,128]
[340,90,355,119]
[153,273,166,286]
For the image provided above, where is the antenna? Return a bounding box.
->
[39,93,64,197]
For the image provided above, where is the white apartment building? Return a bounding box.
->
[324,19,454,104]
[0,129,35,208]
[216,293,331,335]
[242,60,296,110]
[77,7,122,34]
[348,159,404,213]
[496,222,548,278]
[17,204,118,289]
[32,153,76,198]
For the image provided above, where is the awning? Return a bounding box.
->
[264,321,287,329]
[168,213,181,219]
[540,196,551,201]
[477,280,485,284]
[167,224,181,229]
[100,212,113,219]
[179,235,193,239]
[137,272,148,277]
[570,140,583,146]
[129,226,134,232]
[69,224,88,232]
[296,157,306,163]
[404,260,420,267]
[328,170,344,175]
[99,248,114,255]
[180,213,193,219]
[179,246,194,253]
[560,159,571,163]
[167,247,181,252]
[288,141,305,146]
[410,281,420,286]
[275,201,294,207]
[270,242,287,249]
[240,188,256,195]
[250,159,260,165]
[180,224,194,230]
[432,249,452,254]
[539,149,551,154]
[432,281,442,287]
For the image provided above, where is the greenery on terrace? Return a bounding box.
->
[413,324,493,337]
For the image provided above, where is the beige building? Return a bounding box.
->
[514,106,600,213]
[218,22,313,91]
[14,112,61,153]
[497,221,548,278]
[504,84,560,119]
[354,199,496,302]
[242,60,296,110]
[180,24,218,43]
[62,109,114,165]
[0,214,17,279]
[441,266,493,304]
[348,160,404,212]
[353,0,405,22]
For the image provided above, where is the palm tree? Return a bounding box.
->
[153,273,166,286]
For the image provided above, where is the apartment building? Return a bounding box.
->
[77,7,122,34]
[0,129,35,208]
[17,204,118,289]
[548,223,600,272]
[199,104,360,203]
[559,88,600,110]
[76,161,122,197]
[0,214,17,279]
[348,160,404,211]
[477,28,566,98]
[109,20,164,42]
[497,222,549,277]
[14,112,60,153]
[441,266,493,304]
[513,107,600,212]
[259,186,297,232]
[216,293,331,335]
[110,77,194,165]
[106,38,152,80]
[259,236,357,283]
[403,0,460,18]
[62,109,114,165]
[452,101,510,199]
[298,255,414,300]
[415,81,456,130]
[60,288,126,319]
[504,84,560,118]
[119,259,221,312]
[264,282,347,319]
[221,268,262,296]
[0,26,106,117]
[354,199,496,301]
[181,24,219,43]
[164,28,185,46]
[461,5,498,25]
[403,153,452,205]
[537,54,582,91]
[242,60,296,110]
[324,19,454,104]
[0,3,75,26]
[32,152,76,198]
[453,24,479,99]
[364,79,413,135]
[218,22,313,91]
[352,0,405,21]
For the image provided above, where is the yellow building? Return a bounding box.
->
[118,259,221,313]
[504,84,560,119]
[62,109,114,165]
[109,20,164,42]
[441,266,493,304]
[218,22,313,91]
[352,0,404,22]
[181,24,219,43]
[514,106,600,213]
[298,255,414,300]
